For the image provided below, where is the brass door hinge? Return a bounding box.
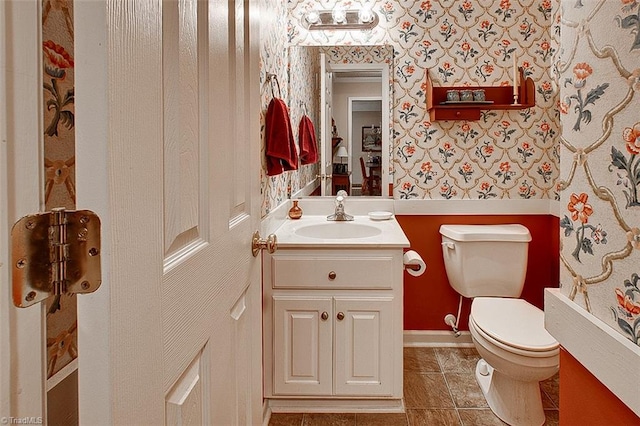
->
[11,208,101,308]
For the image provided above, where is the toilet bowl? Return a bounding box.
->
[469,297,559,426]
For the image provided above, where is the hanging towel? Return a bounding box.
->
[298,115,318,165]
[265,98,298,176]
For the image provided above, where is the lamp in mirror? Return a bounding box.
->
[334,146,349,174]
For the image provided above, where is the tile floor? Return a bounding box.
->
[268,346,559,426]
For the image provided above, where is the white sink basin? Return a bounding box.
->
[294,222,382,239]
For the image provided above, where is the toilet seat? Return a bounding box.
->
[470,297,558,354]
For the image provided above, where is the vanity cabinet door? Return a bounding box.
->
[333,297,394,396]
[272,296,333,396]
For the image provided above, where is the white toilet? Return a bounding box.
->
[439,224,559,426]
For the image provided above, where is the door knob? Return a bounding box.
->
[251,231,277,257]
[337,312,345,321]
[321,311,329,321]
[315,174,333,180]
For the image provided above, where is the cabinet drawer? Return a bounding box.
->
[429,108,481,121]
[270,254,396,289]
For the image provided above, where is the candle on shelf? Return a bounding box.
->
[512,54,519,104]
[512,55,517,92]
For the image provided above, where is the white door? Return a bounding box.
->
[74,1,263,424]
[334,298,394,396]
[0,1,47,420]
[2,0,263,424]
[319,53,334,196]
[272,297,332,396]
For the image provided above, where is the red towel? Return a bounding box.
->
[299,115,318,165]
[265,98,298,176]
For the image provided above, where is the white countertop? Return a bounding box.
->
[273,214,410,249]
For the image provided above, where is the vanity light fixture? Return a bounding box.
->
[358,7,374,24]
[303,7,379,31]
[332,6,346,24]
[305,8,320,25]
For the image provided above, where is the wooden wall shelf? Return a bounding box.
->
[426,68,535,121]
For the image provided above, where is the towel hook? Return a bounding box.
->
[266,73,281,99]
[299,100,308,116]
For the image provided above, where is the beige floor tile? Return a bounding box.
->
[302,413,356,426]
[403,373,455,409]
[404,347,441,373]
[541,387,556,409]
[269,347,560,425]
[540,373,559,408]
[355,412,408,426]
[434,347,481,373]
[406,409,461,426]
[444,372,488,409]
[457,409,507,426]
[268,413,303,426]
[544,409,560,426]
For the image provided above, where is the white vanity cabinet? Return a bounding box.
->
[263,247,404,412]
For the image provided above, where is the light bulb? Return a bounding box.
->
[332,6,346,24]
[306,9,320,24]
[358,7,373,23]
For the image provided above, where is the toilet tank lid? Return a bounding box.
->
[439,224,531,242]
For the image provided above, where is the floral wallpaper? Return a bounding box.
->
[260,0,321,216]
[286,0,561,201]
[42,0,78,378]
[285,46,321,196]
[558,0,640,347]
[262,0,640,345]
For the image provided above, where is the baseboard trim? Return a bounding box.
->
[262,400,271,426]
[403,330,474,347]
[266,398,404,413]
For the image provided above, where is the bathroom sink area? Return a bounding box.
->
[274,213,409,248]
[263,200,410,412]
[293,222,382,239]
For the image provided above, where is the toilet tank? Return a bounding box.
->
[439,224,531,298]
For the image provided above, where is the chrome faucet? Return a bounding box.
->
[327,190,354,221]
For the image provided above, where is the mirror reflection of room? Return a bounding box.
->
[330,69,383,196]
[285,45,392,198]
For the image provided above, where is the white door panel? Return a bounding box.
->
[73,1,262,425]
[320,53,334,196]
[273,297,333,396]
[334,298,394,396]
[0,0,46,420]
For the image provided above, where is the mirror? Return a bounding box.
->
[288,45,393,197]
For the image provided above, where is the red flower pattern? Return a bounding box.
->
[568,193,593,224]
[43,40,74,69]
[623,122,640,155]
[616,288,640,315]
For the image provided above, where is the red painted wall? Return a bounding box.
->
[560,349,639,425]
[396,215,559,331]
